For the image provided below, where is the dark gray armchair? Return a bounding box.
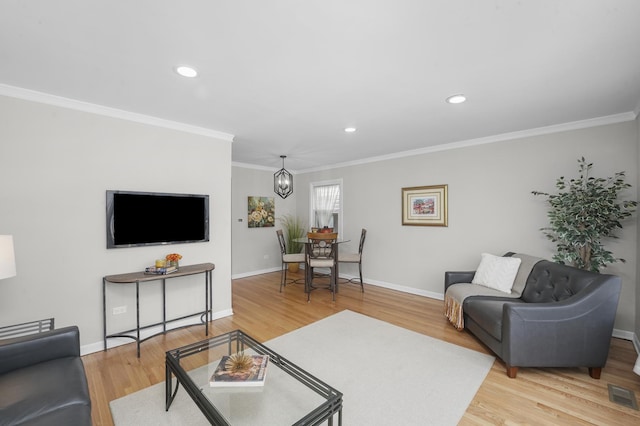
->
[0,326,92,425]
[445,258,621,378]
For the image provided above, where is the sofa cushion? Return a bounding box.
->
[0,356,91,425]
[14,404,93,426]
[472,253,522,293]
[521,260,600,303]
[0,327,80,376]
[463,298,526,341]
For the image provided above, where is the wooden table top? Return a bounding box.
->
[104,262,215,283]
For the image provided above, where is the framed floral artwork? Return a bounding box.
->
[401,185,448,226]
[248,196,275,228]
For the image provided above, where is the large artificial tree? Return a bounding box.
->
[279,214,306,255]
[532,157,637,272]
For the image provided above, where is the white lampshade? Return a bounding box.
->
[0,235,16,280]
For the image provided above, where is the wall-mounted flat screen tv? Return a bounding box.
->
[106,190,209,248]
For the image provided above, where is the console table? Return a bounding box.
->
[103,262,215,357]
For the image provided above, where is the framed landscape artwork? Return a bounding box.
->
[401,185,448,226]
[248,196,275,228]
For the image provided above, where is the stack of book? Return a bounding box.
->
[144,265,178,275]
[210,354,269,387]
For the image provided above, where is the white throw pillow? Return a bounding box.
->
[471,253,522,293]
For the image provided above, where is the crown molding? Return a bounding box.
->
[232,161,300,174]
[298,111,637,173]
[0,84,235,142]
[3,83,634,169]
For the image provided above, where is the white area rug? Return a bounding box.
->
[110,310,494,425]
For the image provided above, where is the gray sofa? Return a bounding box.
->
[444,253,621,378]
[0,326,92,425]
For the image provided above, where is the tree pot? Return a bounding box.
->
[288,263,300,273]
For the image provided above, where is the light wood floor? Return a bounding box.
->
[83,271,640,425]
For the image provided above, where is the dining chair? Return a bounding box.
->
[276,229,305,292]
[305,233,338,301]
[338,228,366,292]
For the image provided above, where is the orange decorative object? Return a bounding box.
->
[166,253,183,262]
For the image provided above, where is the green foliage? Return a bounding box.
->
[279,214,306,254]
[532,157,637,272]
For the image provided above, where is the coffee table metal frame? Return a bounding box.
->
[166,330,343,426]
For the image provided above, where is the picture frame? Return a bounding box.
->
[401,185,448,227]
[247,196,275,228]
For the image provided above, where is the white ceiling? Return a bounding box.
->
[1,1,639,171]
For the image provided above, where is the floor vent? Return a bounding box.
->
[608,384,639,410]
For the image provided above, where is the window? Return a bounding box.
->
[310,179,342,235]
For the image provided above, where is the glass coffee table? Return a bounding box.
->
[165,330,343,425]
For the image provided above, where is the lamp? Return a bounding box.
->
[274,155,294,199]
[0,235,16,280]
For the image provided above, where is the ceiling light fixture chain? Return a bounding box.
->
[274,155,293,199]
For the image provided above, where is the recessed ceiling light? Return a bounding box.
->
[446,94,466,104]
[176,66,198,78]
[344,127,357,133]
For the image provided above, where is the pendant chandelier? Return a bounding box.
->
[274,155,293,199]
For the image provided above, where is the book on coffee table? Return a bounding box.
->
[209,354,269,387]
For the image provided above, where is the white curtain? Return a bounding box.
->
[314,185,339,228]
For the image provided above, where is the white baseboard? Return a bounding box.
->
[612,328,635,342]
[354,275,444,301]
[232,266,280,279]
[81,309,234,356]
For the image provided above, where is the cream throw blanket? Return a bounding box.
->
[444,254,544,330]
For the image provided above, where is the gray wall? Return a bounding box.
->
[233,119,638,333]
[0,93,233,352]
[231,165,296,277]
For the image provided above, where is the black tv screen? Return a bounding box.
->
[106,190,209,248]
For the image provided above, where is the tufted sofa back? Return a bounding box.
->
[521,260,602,303]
